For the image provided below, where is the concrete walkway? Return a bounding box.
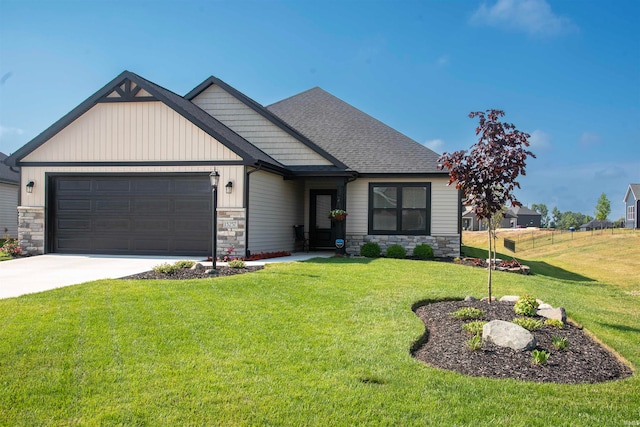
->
[0,252,332,300]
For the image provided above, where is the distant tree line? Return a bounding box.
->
[531,193,614,229]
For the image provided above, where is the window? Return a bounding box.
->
[369,183,431,235]
[628,205,635,221]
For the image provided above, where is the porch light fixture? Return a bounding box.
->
[210,170,220,272]
[26,181,35,194]
[225,181,233,194]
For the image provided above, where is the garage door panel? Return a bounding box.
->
[175,199,210,213]
[51,175,212,256]
[134,219,170,232]
[58,199,92,211]
[134,179,172,193]
[57,179,91,192]
[134,199,170,213]
[57,219,92,231]
[96,200,130,212]
[95,180,131,192]
[94,218,131,232]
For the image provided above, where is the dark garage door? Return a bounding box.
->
[50,175,212,256]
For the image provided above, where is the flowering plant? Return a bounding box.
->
[1,237,22,258]
[328,209,348,221]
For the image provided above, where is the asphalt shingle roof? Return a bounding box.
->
[0,152,19,184]
[266,87,444,175]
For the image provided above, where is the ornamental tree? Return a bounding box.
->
[595,193,611,221]
[438,109,535,302]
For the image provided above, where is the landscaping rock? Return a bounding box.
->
[537,307,567,323]
[538,303,553,310]
[483,320,537,351]
[480,296,497,302]
[464,295,477,302]
[499,295,520,303]
[190,263,205,271]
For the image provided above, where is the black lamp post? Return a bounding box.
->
[210,170,220,271]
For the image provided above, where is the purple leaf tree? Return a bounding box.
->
[439,110,535,302]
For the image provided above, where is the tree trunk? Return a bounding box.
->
[487,227,492,303]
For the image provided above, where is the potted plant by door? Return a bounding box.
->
[328,209,348,221]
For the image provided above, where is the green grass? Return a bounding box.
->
[0,257,638,426]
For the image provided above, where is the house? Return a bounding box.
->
[500,206,542,228]
[0,152,19,237]
[3,71,460,258]
[462,205,541,230]
[624,184,639,229]
[579,219,612,231]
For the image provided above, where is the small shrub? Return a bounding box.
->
[552,336,569,351]
[467,334,483,351]
[360,242,381,258]
[545,319,564,329]
[462,320,487,335]
[531,349,550,365]
[451,307,485,320]
[512,317,543,331]
[228,259,246,268]
[514,295,539,316]
[1,237,22,258]
[174,260,195,269]
[385,244,406,259]
[153,263,180,274]
[412,244,434,260]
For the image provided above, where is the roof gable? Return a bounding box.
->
[267,87,444,175]
[5,71,282,169]
[624,184,640,202]
[186,77,347,170]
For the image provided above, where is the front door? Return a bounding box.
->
[310,190,336,249]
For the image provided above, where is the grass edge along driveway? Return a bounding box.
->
[0,257,638,426]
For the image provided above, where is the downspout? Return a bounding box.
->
[244,164,263,258]
[341,174,358,255]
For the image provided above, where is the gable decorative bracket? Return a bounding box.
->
[99,78,157,103]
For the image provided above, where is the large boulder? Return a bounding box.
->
[537,307,567,323]
[483,320,537,351]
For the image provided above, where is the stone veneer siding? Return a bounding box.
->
[18,206,45,255]
[217,209,246,259]
[345,234,460,258]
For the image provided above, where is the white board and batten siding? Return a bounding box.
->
[345,177,459,236]
[248,170,304,254]
[0,182,18,237]
[22,102,242,163]
[192,85,332,167]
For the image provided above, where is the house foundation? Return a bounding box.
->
[346,234,460,258]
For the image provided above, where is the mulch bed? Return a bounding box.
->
[412,300,633,383]
[121,265,264,280]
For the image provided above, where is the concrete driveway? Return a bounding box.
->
[0,252,331,299]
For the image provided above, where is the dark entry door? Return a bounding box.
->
[49,175,212,256]
[309,190,336,249]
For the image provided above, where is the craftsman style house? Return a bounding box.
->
[4,71,460,258]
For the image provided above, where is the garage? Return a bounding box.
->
[49,175,212,256]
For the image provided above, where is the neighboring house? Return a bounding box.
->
[463,205,541,230]
[624,183,639,229]
[0,152,19,238]
[500,206,542,228]
[579,219,613,231]
[3,71,460,258]
[462,207,482,231]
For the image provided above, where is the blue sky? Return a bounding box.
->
[1,0,638,220]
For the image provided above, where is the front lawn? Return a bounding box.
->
[0,258,638,426]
